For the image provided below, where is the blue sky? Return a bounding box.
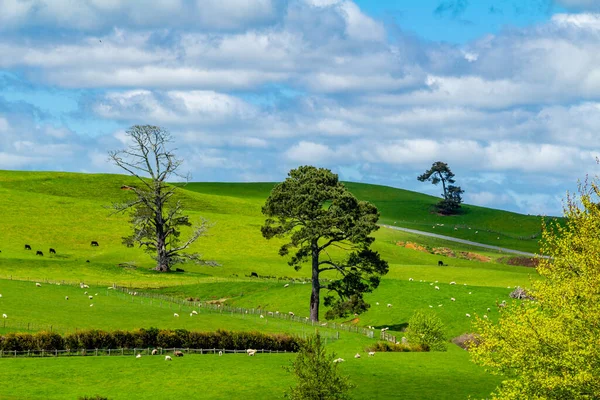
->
[1,0,600,216]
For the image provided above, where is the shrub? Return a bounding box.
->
[365,341,415,353]
[451,333,480,350]
[404,311,447,352]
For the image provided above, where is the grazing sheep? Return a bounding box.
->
[36,282,41,287]
[368,352,375,357]
[83,284,89,289]
[90,304,94,307]
[438,304,443,307]
[84,292,88,295]
[89,296,93,300]
[289,312,295,316]
[260,314,264,318]
[468,292,472,295]
[483,315,488,319]
[387,304,392,307]
[409,278,413,281]
[333,358,345,363]
[466,313,471,317]
[107,287,113,290]
[190,313,193,317]
[246,349,257,356]
[449,281,456,285]
[192,310,198,315]
[173,313,179,317]
[376,302,379,305]
[174,351,184,357]
[487,307,491,312]
[152,349,158,355]
[320,323,327,326]
[65,296,69,300]
[136,354,142,359]
[283,284,289,288]
[0,294,2,297]
[95,293,98,296]
[2,314,7,318]
[165,355,172,361]
[451,298,456,301]
[435,286,440,290]
[429,305,433,308]
[219,351,222,356]
[354,353,361,359]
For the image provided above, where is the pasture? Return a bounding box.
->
[0,170,543,399]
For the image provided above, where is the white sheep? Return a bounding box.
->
[260,314,264,318]
[65,296,69,300]
[173,313,179,317]
[468,292,472,295]
[95,293,98,296]
[189,313,193,317]
[165,355,172,361]
[483,315,488,319]
[333,358,345,363]
[449,281,456,285]
[248,350,257,357]
[368,352,375,357]
[408,278,413,281]
[89,296,93,300]
[438,304,443,307]
[429,305,433,308]
[84,291,88,295]
[451,298,455,301]
[435,286,440,290]
[387,304,392,308]
[191,310,198,315]
[354,353,361,359]
[90,304,94,307]
[36,283,41,287]
[487,307,491,312]
[376,302,379,305]
[320,323,327,326]
[219,351,222,356]
[2,314,7,318]
[283,284,289,288]
[107,287,113,290]
[466,313,471,317]
[136,354,142,359]
[246,349,256,355]
[289,312,295,316]
[0,294,3,297]
[152,349,158,355]
[83,284,89,288]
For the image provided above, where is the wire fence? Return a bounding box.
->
[0,347,295,359]
[0,277,396,343]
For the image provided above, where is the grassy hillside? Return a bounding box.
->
[0,170,547,399]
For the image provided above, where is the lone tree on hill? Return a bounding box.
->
[471,175,600,399]
[261,166,389,322]
[108,125,215,272]
[417,161,464,215]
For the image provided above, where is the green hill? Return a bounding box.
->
[0,169,546,400]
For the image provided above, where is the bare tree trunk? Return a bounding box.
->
[154,188,169,272]
[310,241,320,322]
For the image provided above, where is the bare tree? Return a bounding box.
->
[108,125,216,272]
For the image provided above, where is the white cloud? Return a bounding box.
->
[285,141,335,164]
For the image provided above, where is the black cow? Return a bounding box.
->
[49,248,56,254]
[91,241,99,247]
[438,260,444,266]
[36,250,44,256]
[86,260,90,263]
[25,244,31,250]
[250,272,259,278]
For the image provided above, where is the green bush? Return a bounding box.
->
[0,329,301,352]
[404,311,447,352]
[365,341,415,353]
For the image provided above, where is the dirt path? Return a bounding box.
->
[380,224,541,258]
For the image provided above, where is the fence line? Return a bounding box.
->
[0,277,394,343]
[0,347,295,359]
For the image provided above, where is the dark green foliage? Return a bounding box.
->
[417,161,464,215]
[78,396,110,400]
[286,333,353,400]
[405,311,448,352]
[262,166,389,321]
[365,341,415,353]
[0,329,301,352]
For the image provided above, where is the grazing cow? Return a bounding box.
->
[49,248,56,254]
[86,260,90,263]
[25,244,31,250]
[90,241,99,246]
[36,250,43,256]
[250,272,258,278]
[438,260,444,266]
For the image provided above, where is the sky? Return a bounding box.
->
[1,0,600,217]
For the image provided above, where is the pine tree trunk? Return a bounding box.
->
[310,241,320,322]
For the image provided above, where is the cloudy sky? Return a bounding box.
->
[1,0,600,216]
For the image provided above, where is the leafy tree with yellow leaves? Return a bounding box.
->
[471,177,600,399]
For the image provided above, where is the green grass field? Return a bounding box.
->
[0,170,544,399]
